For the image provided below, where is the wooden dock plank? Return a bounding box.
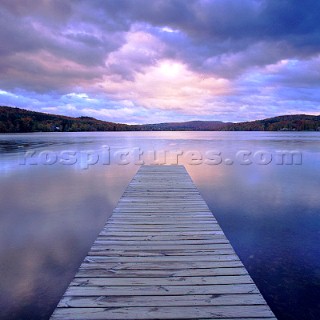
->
[51,165,276,320]
[51,305,276,319]
[77,260,246,271]
[69,275,254,286]
[57,293,267,308]
[64,283,261,296]
[75,267,250,278]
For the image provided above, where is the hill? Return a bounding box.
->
[135,115,320,131]
[0,106,319,132]
[0,106,130,133]
[224,114,320,131]
[136,120,230,131]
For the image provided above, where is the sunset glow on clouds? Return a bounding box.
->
[0,0,320,123]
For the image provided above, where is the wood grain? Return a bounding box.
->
[51,165,276,320]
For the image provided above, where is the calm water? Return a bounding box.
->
[0,131,319,320]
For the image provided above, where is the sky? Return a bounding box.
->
[0,0,320,124]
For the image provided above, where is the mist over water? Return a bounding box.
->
[0,131,320,320]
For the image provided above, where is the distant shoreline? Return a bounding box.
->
[1,105,320,133]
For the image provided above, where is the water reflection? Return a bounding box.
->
[0,162,138,319]
[0,132,320,320]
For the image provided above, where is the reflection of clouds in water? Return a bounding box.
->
[0,164,136,319]
[0,131,320,319]
[187,148,320,320]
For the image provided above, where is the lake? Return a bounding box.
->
[0,131,319,320]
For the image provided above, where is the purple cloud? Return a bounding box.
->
[0,0,319,123]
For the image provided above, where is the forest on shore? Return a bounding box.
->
[1,106,320,133]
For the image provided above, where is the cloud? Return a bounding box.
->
[92,0,320,76]
[0,0,319,123]
[105,29,167,80]
[99,59,231,113]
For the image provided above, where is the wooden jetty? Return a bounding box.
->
[51,165,276,320]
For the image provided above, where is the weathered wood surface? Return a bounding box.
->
[51,165,276,320]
